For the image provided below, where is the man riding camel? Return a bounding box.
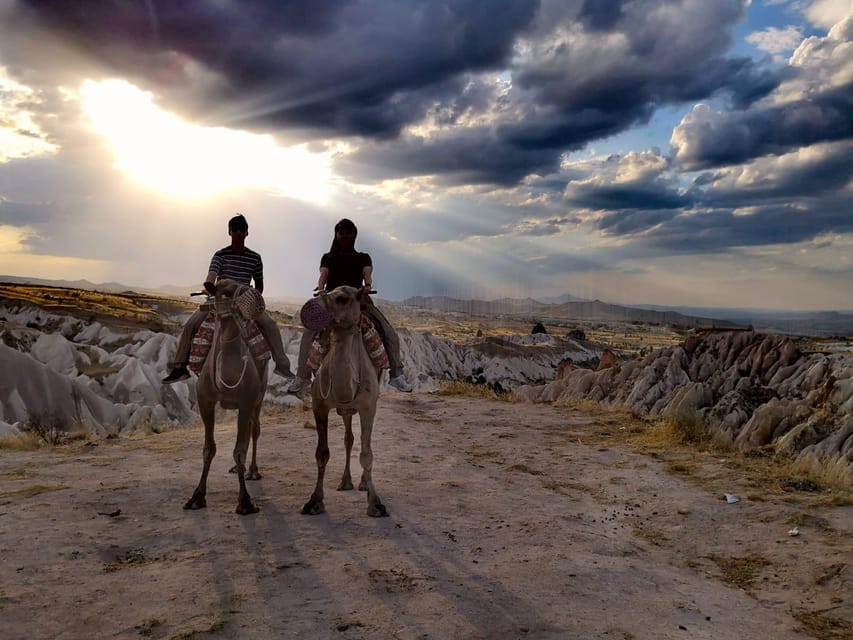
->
[162,213,293,384]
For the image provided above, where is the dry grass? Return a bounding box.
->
[791,608,852,640]
[0,484,68,500]
[0,431,45,450]
[625,414,853,503]
[437,380,504,399]
[0,282,190,332]
[708,553,771,592]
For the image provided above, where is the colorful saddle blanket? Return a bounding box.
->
[308,314,389,372]
[188,312,271,374]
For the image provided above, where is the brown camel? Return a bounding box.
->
[302,286,388,517]
[184,278,270,515]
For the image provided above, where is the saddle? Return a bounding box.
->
[188,311,271,374]
[308,313,389,372]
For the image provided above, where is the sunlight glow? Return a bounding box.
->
[78,79,334,203]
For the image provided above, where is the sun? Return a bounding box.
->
[78,79,334,203]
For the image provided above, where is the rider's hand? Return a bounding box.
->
[203,281,216,294]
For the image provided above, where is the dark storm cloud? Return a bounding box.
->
[630,200,853,253]
[565,182,692,211]
[9,0,776,186]
[674,85,853,170]
[0,198,53,225]
[12,0,539,137]
[703,142,853,205]
[337,129,561,186]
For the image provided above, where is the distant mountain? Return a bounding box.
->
[535,292,589,304]
[635,303,853,336]
[0,275,195,298]
[399,295,740,329]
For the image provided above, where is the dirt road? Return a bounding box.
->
[0,394,849,639]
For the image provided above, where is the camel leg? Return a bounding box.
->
[245,400,263,481]
[302,405,330,515]
[233,407,259,515]
[358,405,387,517]
[185,399,216,510]
[337,414,355,491]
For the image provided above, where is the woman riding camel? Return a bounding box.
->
[288,218,411,394]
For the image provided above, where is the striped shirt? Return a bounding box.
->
[209,246,263,287]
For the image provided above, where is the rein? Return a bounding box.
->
[319,320,365,402]
[213,285,253,391]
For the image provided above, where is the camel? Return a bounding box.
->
[184,278,269,515]
[302,286,388,517]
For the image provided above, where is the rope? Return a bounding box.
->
[216,352,250,389]
[319,321,362,402]
[213,284,252,390]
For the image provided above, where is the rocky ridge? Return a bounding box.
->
[514,330,853,485]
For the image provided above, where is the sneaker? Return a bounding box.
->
[389,374,412,392]
[287,376,309,395]
[162,365,190,384]
[273,361,294,378]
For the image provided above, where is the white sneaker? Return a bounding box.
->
[287,377,309,395]
[389,374,412,392]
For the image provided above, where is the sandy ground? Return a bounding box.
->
[0,394,850,640]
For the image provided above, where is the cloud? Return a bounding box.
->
[672,15,853,170]
[746,25,805,58]
[6,0,779,187]
[8,0,538,139]
[701,140,853,203]
[0,67,58,162]
[805,0,852,29]
[628,199,853,253]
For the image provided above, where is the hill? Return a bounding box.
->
[400,295,741,330]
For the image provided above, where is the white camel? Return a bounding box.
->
[302,285,388,517]
[184,278,269,515]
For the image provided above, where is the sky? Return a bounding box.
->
[0,0,851,311]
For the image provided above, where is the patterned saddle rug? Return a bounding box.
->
[308,313,389,372]
[188,312,271,374]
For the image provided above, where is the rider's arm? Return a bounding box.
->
[362,265,373,289]
[203,269,218,293]
[254,277,264,294]
[316,266,329,292]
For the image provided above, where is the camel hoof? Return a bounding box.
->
[337,479,354,491]
[367,503,388,518]
[301,500,325,515]
[358,479,368,491]
[246,470,262,481]
[236,500,259,515]
[184,495,206,510]
[228,465,237,474]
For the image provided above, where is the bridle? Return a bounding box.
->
[211,284,253,390]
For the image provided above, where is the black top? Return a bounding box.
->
[320,251,372,290]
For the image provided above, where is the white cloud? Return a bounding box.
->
[613,150,669,184]
[0,68,58,163]
[805,0,852,29]
[746,25,804,58]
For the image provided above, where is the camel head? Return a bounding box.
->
[322,285,363,330]
[210,278,265,321]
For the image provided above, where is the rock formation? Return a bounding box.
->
[514,330,852,485]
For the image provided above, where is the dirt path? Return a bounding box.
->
[1,395,850,639]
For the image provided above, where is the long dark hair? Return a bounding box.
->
[329,218,358,254]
